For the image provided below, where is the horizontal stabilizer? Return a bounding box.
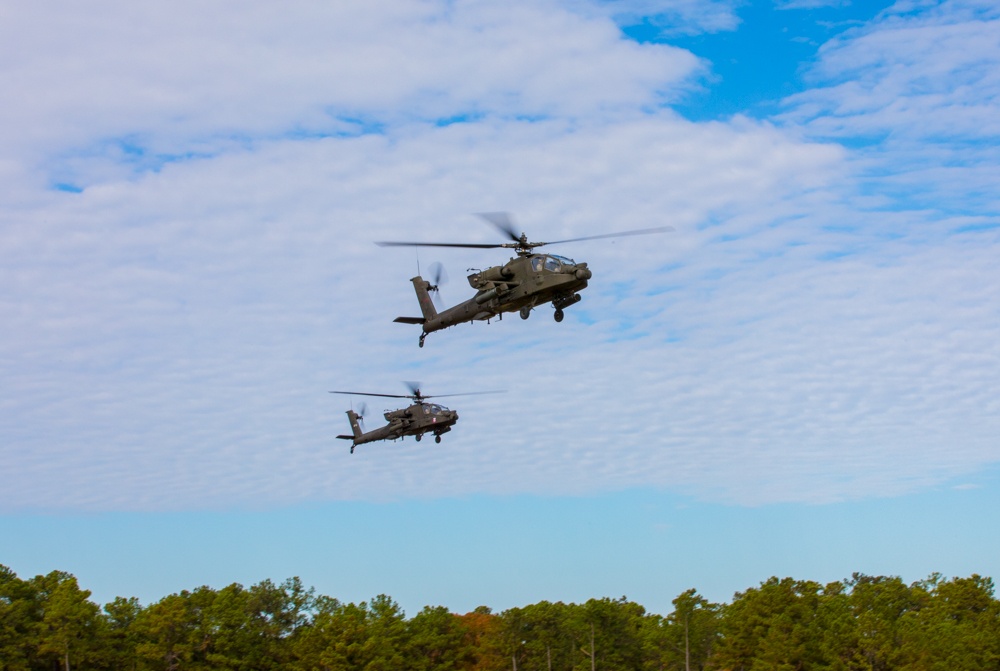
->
[336,435,354,440]
[394,316,426,324]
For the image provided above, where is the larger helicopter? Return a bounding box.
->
[378,212,672,347]
[330,383,501,453]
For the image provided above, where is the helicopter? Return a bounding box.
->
[330,383,502,453]
[378,212,672,347]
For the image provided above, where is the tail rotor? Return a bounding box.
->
[427,262,448,308]
[357,401,368,429]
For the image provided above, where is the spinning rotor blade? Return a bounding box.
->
[428,262,448,288]
[477,213,673,249]
[420,390,506,399]
[534,226,675,248]
[376,241,504,249]
[329,390,412,399]
[475,211,520,242]
[376,213,673,254]
[426,262,448,308]
[376,213,517,250]
[402,381,504,401]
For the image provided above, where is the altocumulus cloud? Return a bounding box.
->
[0,0,998,511]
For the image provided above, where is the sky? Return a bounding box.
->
[1,0,999,617]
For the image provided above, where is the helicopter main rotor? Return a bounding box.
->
[376,212,673,257]
[330,381,504,405]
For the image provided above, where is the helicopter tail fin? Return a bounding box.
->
[338,409,363,441]
[410,276,438,321]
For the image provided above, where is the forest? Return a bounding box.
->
[2,564,998,671]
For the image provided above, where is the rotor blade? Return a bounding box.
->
[428,262,448,288]
[428,289,442,310]
[418,390,507,399]
[537,226,675,247]
[403,381,422,396]
[329,390,411,399]
[426,262,447,309]
[358,401,368,418]
[475,212,520,242]
[376,241,505,249]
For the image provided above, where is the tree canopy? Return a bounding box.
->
[1,564,997,670]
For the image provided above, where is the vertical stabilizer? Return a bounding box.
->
[411,276,438,321]
[346,409,363,440]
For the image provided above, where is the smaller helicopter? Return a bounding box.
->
[330,383,502,453]
[378,212,672,347]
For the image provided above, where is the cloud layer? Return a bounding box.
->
[2,0,998,512]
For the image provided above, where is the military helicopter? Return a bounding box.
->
[330,383,502,453]
[378,212,672,347]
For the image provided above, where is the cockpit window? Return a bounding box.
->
[540,254,576,272]
[424,404,444,415]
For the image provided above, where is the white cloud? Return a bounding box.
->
[786,6,1000,140]
[0,0,701,173]
[589,0,740,35]
[2,0,999,512]
[778,0,1000,239]
[774,0,850,10]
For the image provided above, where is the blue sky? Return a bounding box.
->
[2,0,999,616]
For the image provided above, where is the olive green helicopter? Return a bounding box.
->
[330,383,502,453]
[378,212,672,347]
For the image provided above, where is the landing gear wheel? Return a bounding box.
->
[416,434,422,442]
[419,334,426,348]
[435,435,442,444]
[554,309,564,323]
[520,307,531,320]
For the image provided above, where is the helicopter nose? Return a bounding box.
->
[575,267,592,280]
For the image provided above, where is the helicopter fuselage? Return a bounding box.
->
[395,253,592,345]
[338,402,458,451]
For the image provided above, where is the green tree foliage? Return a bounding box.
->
[1,564,36,671]
[31,571,103,671]
[2,564,1000,671]
[132,590,202,671]
[291,594,410,671]
[407,605,474,670]
[103,596,143,671]
[498,597,650,671]
[572,597,647,671]
[715,577,831,671]
[896,574,1000,670]
[841,573,923,671]
[642,589,720,671]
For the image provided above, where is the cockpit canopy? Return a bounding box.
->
[422,403,448,415]
[532,254,577,273]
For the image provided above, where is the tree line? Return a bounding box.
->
[2,564,998,670]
